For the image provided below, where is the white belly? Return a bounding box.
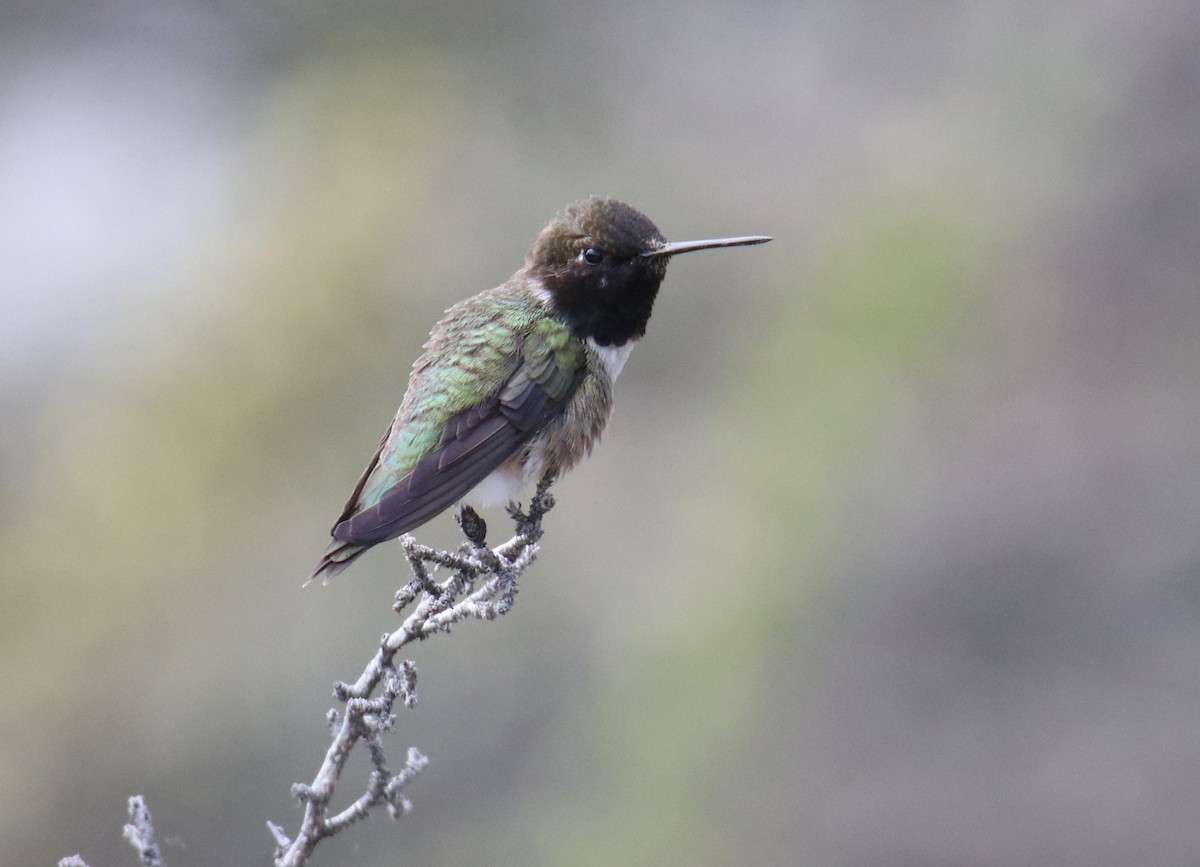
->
[463,462,528,508]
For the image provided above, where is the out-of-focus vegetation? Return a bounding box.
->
[4,2,1199,865]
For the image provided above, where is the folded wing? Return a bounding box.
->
[332,324,584,545]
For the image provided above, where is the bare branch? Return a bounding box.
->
[122,796,162,867]
[60,795,163,867]
[270,473,556,867]
[58,475,557,867]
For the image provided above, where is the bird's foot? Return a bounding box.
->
[504,472,557,538]
[456,505,488,545]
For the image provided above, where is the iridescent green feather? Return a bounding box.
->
[355,285,582,510]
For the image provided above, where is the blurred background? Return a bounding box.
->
[3,1,1199,864]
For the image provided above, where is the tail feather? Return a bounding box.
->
[305,539,372,586]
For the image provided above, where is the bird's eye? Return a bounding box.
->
[581,247,604,265]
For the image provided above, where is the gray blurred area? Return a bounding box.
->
[3,1,1200,865]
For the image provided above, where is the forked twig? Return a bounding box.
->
[269,473,557,867]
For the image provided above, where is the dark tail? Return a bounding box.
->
[304,539,372,586]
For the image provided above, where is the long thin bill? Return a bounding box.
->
[641,235,773,258]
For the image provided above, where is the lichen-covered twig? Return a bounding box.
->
[56,476,556,867]
[59,795,162,867]
[269,473,557,867]
[122,796,162,866]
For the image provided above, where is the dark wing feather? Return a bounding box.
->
[332,336,582,545]
[331,420,395,527]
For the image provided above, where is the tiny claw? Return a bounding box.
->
[456,505,487,545]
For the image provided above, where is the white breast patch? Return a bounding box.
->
[587,338,636,383]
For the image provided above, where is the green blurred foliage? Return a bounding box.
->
[3,2,1200,866]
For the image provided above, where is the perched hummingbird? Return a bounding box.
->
[309,196,770,583]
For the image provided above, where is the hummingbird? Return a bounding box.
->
[309,196,770,583]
